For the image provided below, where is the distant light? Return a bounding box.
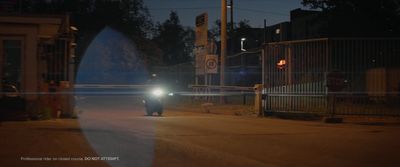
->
[227,5,232,9]
[277,59,286,69]
[275,28,281,34]
[241,38,247,51]
[152,73,157,77]
[70,26,78,31]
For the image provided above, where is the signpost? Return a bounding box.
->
[195,13,208,85]
[195,47,206,76]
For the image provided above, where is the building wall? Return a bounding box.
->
[265,22,291,43]
[0,24,38,101]
[0,15,75,116]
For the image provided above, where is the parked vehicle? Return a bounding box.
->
[0,84,26,120]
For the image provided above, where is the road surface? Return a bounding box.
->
[1,96,400,167]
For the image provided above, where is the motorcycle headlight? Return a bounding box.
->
[151,88,164,97]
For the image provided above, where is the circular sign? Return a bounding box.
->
[206,58,217,70]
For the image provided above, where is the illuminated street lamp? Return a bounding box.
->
[241,38,246,51]
[275,28,281,34]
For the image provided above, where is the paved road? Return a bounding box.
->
[0,119,109,167]
[76,96,400,167]
[2,96,400,167]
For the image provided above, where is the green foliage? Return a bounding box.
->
[153,11,195,66]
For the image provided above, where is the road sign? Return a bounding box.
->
[205,54,218,74]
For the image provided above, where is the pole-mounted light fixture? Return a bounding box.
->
[241,38,246,51]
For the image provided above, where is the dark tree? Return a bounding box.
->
[302,0,400,37]
[2,0,155,65]
[153,11,194,65]
[71,0,154,61]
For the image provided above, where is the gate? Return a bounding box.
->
[263,38,400,116]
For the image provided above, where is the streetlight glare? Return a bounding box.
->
[241,38,247,51]
[275,28,281,34]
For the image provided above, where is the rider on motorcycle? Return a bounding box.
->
[143,74,164,116]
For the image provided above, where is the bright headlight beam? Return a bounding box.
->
[152,88,164,97]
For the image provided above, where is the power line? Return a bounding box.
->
[234,7,288,16]
[148,6,289,17]
[148,7,220,10]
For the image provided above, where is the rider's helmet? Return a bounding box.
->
[147,73,159,85]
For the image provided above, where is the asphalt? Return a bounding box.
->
[1,96,400,167]
[0,119,109,167]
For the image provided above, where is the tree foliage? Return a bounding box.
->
[2,0,196,67]
[8,0,155,63]
[302,0,400,37]
[153,11,194,66]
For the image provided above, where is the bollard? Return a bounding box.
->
[254,84,263,116]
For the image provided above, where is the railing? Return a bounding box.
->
[190,85,254,105]
[263,38,400,117]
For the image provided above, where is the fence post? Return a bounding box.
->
[254,84,263,116]
[242,91,246,105]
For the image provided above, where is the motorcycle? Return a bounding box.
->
[142,87,173,116]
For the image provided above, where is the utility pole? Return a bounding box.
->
[230,0,234,55]
[220,0,227,103]
[264,19,267,43]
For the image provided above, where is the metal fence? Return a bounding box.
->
[227,50,262,86]
[190,85,254,105]
[263,38,400,116]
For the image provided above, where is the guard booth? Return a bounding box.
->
[262,38,400,117]
[0,14,76,118]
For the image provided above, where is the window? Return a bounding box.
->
[1,39,22,89]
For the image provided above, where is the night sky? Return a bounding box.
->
[144,0,305,28]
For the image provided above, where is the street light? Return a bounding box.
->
[241,38,246,51]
